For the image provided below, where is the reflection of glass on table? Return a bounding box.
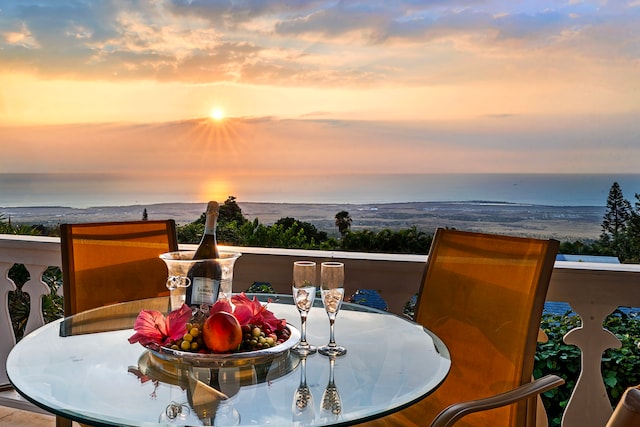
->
[320,355,342,421]
[292,353,315,423]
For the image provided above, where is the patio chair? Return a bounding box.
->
[359,227,562,427]
[57,220,178,427]
[60,220,178,317]
[605,386,640,427]
[349,289,389,311]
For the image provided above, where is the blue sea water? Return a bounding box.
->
[1,172,639,208]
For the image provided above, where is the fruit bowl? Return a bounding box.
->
[143,324,301,368]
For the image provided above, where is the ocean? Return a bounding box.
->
[1,173,639,209]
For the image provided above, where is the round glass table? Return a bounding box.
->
[7,295,450,426]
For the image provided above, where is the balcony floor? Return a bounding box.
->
[0,406,83,426]
[0,406,50,426]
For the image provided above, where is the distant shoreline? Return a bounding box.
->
[2,172,636,208]
[1,201,605,242]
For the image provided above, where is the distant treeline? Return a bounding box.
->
[2,182,640,261]
[176,186,640,262]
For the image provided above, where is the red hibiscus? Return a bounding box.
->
[210,298,233,315]
[128,304,191,346]
[128,293,287,350]
[229,293,286,332]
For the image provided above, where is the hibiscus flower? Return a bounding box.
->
[229,293,286,332]
[210,298,233,315]
[128,304,192,346]
[129,294,287,350]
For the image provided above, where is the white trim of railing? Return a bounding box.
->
[1,235,640,426]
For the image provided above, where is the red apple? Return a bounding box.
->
[203,311,242,353]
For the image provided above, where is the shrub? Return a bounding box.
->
[8,264,63,341]
[535,309,640,426]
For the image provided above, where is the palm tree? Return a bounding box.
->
[334,211,352,236]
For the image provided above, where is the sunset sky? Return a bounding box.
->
[1,0,639,199]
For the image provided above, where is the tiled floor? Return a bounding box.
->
[0,406,55,426]
[0,406,84,427]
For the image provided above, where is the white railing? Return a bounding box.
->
[1,234,640,426]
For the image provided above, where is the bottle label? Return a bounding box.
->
[190,277,221,305]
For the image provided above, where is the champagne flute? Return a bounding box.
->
[318,262,347,357]
[292,261,317,355]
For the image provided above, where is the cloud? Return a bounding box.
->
[3,22,40,48]
[0,0,637,88]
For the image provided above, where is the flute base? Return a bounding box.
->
[292,343,317,356]
[318,344,347,357]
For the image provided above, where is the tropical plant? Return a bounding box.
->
[275,217,327,244]
[339,227,432,254]
[239,220,319,249]
[8,264,64,341]
[219,196,248,225]
[245,282,275,293]
[339,229,377,252]
[0,214,42,235]
[535,309,640,426]
[334,210,352,236]
[626,193,640,263]
[177,221,205,244]
[42,266,64,323]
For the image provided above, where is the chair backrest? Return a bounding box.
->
[414,228,559,427]
[60,220,178,317]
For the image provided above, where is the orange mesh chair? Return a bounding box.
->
[57,220,178,427]
[360,228,562,427]
[60,220,178,317]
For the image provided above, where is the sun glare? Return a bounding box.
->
[210,108,225,121]
[200,180,233,203]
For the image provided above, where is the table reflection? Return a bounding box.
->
[292,353,315,423]
[130,350,298,425]
[129,348,351,426]
[320,355,342,422]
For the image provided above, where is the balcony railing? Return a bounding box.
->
[1,233,640,426]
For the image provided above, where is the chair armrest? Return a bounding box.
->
[430,375,565,427]
[606,387,640,427]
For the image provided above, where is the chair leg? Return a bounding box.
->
[56,415,72,427]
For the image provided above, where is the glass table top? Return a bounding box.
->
[7,295,450,426]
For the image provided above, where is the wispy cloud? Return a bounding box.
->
[0,0,637,87]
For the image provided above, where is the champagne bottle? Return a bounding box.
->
[187,201,223,308]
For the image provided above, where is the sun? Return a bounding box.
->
[210,108,225,121]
